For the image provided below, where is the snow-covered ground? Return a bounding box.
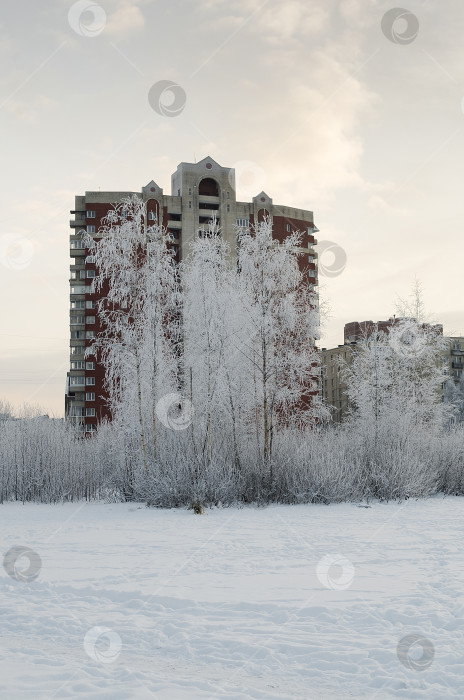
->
[1,498,464,699]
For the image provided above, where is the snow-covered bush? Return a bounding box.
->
[0,404,463,504]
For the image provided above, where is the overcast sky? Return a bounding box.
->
[1,0,463,416]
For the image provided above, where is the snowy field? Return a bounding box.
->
[1,498,464,699]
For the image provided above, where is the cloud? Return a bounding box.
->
[105,0,145,38]
[252,2,330,44]
[194,0,330,42]
[236,46,378,206]
[191,0,381,206]
[2,94,59,126]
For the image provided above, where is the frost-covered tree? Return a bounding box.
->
[236,217,323,469]
[342,318,452,498]
[181,219,246,473]
[0,399,14,421]
[395,278,428,322]
[345,319,449,433]
[84,196,180,473]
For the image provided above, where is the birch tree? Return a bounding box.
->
[346,320,449,433]
[236,217,323,472]
[181,219,248,475]
[84,196,180,473]
[343,319,451,498]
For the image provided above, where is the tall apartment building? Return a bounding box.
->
[66,156,319,431]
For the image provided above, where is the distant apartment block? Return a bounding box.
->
[320,318,461,423]
[444,337,464,382]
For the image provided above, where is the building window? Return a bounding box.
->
[226,191,230,199]
[70,240,85,249]
[188,187,192,195]
[188,201,192,209]
[69,406,85,417]
[71,330,85,339]
[236,218,249,228]
[85,392,95,401]
[86,330,95,339]
[71,300,85,309]
[85,424,97,432]
[70,285,86,294]
[70,376,85,385]
[86,255,95,264]
[79,270,86,279]
[85,407,96,417]
[70,316,85,325]
[286,224,291,232]
[86,315,95,324]
[86,270,95,278]
[70,345,84,355]
[71,361,85,370]
[87,225,95,233]
[86,361,95,370]
[86,377,95,385]
[87,210,96,218]
[85,300,95,309]
[226,204,230,212]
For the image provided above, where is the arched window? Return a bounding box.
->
[147,199,159,223]
[198,178,219,197]
[258,208,269,222]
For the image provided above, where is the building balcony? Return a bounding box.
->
[70,219,86,229]
[198,195,220,205]
[451,348,464,356]
[452,361,464,369]
[199,211,220,222]
[167,219,182,228]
